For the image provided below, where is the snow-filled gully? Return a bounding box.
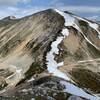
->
[46,9,100,100]
[46,28,70,81]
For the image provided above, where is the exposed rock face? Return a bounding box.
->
[0,9,100,100]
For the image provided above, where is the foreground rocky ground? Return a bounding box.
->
[0,76,86,100]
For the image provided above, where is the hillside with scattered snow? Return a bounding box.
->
[0,9,100,100]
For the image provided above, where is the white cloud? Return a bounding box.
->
[0,0,100,19]
[50,0,100,13]
[87,15,100,21]
[57,6,100,13]
[0,6,47,19]
[0,0,19,6]
[0,0,32,19]
[0,0,31,6]
[0,5,100,20]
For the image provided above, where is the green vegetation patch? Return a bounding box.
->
[78,20,88,27]
[87,42,100,58]
[25,62,45,79]
[70,68,100,93]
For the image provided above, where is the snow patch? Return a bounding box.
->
[60,81,100,100]
[57,62,64,67]
[62,29,69,37]
[50,36,64,54]
[55,9,75,27]
[27,77,35,82]
[16,69,22,73]
[21,89,28,92]
[55,9,82,33]
[46,28,70,81]
[6,65,22,80]
[31,98,35,100]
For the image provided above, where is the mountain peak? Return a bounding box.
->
[0,9,100,100]
[2,16,16,21]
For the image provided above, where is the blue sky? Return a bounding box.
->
[0,0,100,20]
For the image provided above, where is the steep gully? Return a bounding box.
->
[46,9,100,100]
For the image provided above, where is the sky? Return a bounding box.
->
[0,0,100,20]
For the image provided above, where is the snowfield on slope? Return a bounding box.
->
[46,28,70,81]
[61,81,100,100]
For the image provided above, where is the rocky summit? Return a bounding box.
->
[0,9,100,100]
